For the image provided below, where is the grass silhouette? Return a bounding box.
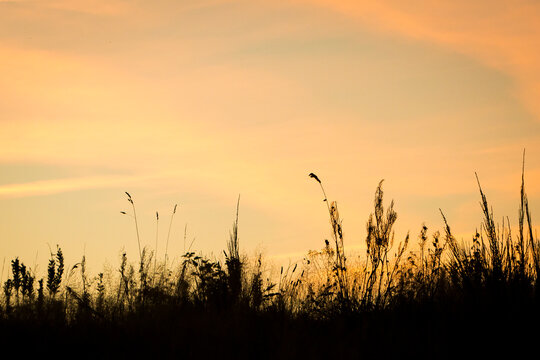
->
[1,158,539,358]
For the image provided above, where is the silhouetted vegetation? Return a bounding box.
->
[1,158,539,358]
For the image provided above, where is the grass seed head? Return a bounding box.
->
[309,173,321,184]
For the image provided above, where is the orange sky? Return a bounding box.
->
[1,0,539,275]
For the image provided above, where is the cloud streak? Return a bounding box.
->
[299,0,540,120]
[0,175,142,198]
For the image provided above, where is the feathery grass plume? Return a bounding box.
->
[19,263,34,302]
[96,272,105,313]
[45,246,64,298]
[475,173,503,282]
[56,246,64,288]
[47,254,57,297]
[362,180,404,308]
[11,258,21,305]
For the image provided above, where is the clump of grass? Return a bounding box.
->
[46,246,64,298]
[475,172,504,282]
[361,180,409,309]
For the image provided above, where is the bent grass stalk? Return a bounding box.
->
[124,192,142,264]
[309,173,348,302]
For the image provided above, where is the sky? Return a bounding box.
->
[1,0,540,276]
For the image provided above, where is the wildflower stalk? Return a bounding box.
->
[125,192,142,262]
[309,173,348,302]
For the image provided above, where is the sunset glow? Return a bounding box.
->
[1,0,539,274]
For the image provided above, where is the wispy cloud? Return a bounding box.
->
[298,0,540,121]
[0,175,141,198]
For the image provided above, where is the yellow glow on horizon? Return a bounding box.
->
[0,0,539,274]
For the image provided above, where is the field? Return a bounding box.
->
[1,166,539,359]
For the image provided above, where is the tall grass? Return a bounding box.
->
[1,161,539,357]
